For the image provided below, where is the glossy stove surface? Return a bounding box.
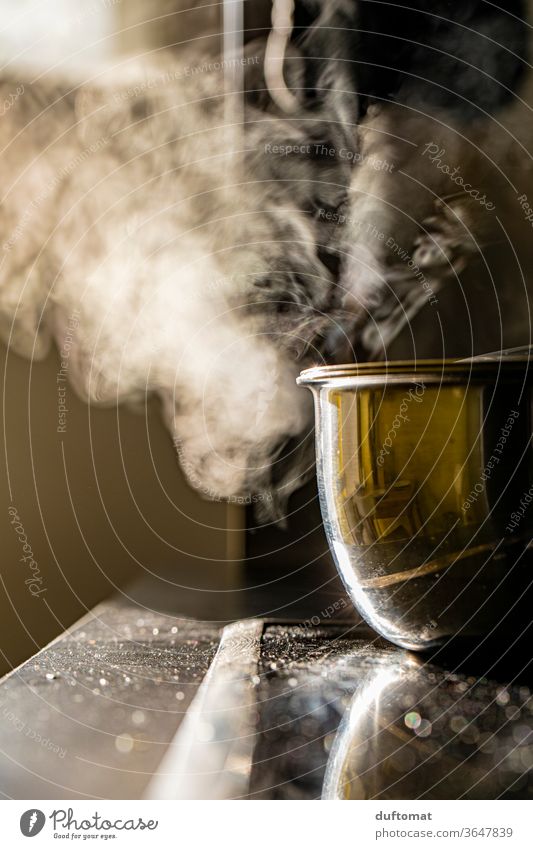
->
[248,625,533,799]
[1,608,532,799]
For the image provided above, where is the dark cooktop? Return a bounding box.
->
[1,600,532,800]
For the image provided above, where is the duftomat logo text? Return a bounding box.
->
[20,809,46,837]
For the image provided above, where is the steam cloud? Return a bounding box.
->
[0,53,321,516]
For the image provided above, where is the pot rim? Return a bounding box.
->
[297,357,533,387]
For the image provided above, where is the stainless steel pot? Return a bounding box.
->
[297,359,533,650]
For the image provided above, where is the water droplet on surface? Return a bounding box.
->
[512,724,531,745]
[175,691,185,701]
[132,710,145,726]
[520,746,533,768]
[404,711,421,730]
[497,688,510,706]
[415,719,432,738]
[478,732,497,754]
[450,715,468,734]
[45,673,56,681]
[461,724,480,745]
[519,686,530,702]
[115,733,134,754]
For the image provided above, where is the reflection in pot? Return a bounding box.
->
[322,652,533,799]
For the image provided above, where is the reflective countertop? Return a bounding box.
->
[249,625,533,799]
[1,604,532,799]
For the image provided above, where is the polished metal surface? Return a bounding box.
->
[298,360,533,650]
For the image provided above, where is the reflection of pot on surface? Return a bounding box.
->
[298,359,533,650]
[322,652,533,800]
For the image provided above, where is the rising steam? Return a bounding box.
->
[0,52,321,514]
